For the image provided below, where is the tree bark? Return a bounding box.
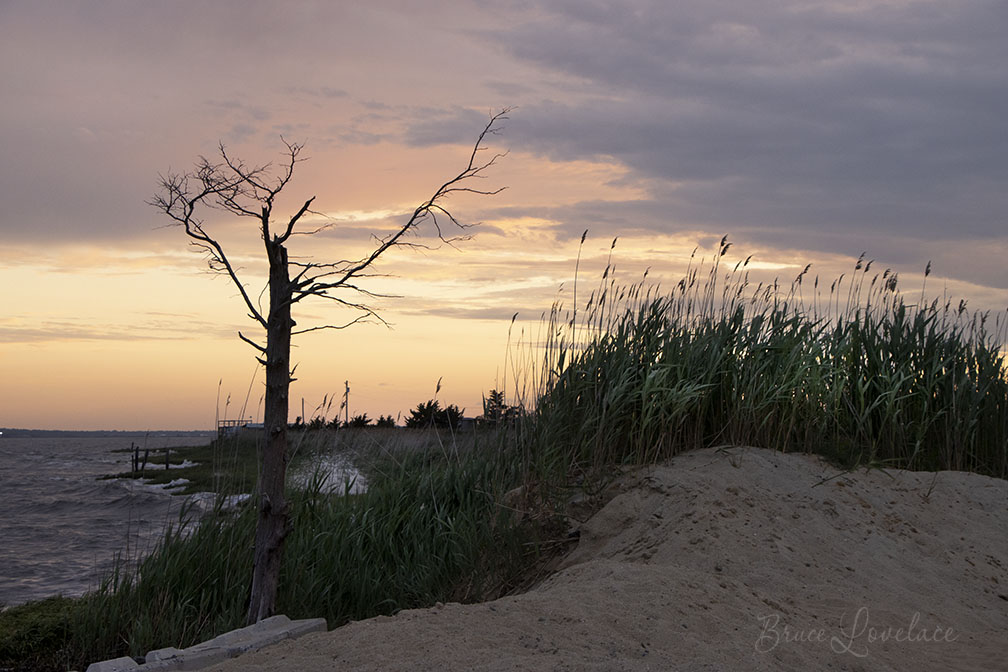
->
[246,236,293,624]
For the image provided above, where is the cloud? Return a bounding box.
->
[404,107,495,146]
[389,304,524,323]
[0,315,236,344]
[415,0,1006,293]
[2,0,1005,299]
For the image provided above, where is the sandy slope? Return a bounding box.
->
[207,447,1007,671]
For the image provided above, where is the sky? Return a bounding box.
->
[2,0,1006,430]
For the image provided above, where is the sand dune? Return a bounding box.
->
[207,446,1007,671]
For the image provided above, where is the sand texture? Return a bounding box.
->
[207,446,1007,671]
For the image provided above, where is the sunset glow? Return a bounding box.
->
[2,1,1006,430]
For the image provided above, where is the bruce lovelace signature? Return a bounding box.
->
[755,607,958,657]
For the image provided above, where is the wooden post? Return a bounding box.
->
[141,449,149,473]
[132,443,139,472]
[165,447,170,470]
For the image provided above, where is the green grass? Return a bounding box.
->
[0,597,77,672]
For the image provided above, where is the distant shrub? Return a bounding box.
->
[346,413,371,428]
[405,400,463,429]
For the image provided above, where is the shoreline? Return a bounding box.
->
[0,429,212,439]
[2,433,365,610]
[0,434,217,609]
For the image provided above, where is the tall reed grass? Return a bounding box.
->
[511,237,1008,492]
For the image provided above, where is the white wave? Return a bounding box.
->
[291,452,367,495]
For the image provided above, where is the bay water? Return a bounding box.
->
[0,433,213,607]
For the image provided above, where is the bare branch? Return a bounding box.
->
[291,314,375,335]
[219,143,274,198]
[239,331,267,353]
[149,166,268,329]
[291,280,398,306]
[299,108,510,299]
[274,137,306,196]
[290,215,335,237]
[277,197,315,244]
[152,109,506,340]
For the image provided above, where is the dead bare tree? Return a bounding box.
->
[150,109,508,624]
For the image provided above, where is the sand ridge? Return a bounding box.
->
[207,446,1007,671]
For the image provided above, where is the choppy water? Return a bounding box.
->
[0,434,213,607]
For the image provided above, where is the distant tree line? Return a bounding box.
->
[289,413,396,431]
[285,387,519,431]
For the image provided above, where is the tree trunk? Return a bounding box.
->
[246,238,293,624]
